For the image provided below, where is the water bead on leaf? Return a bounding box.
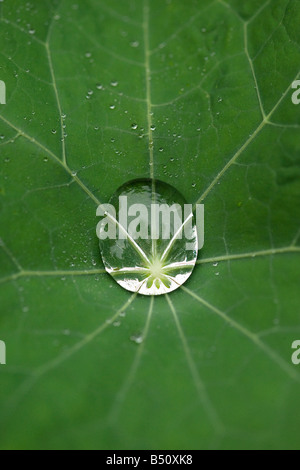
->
[97,179,198,296]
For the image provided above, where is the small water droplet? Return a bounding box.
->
[159,147,164,152]
[130,334,143,344]
[215,272,220,276]
[150,125,156,131]
[44,157,48,163]
[213,262,218,267]
[110,104,116,110]
[119,311,126,317]
[110,80,118,87]
[113,321,121,327]
[85,52,92,58]
[96,83,104,90]
[71,170,77,177]
[29,28,35,35]
[130,41,139,48]
[131,123,138,130]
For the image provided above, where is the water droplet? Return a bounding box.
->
[98,179,198,296]
[159,147,164,152]
[44,157,48,163]
[131,123,138,130]
[110,105,116,110]
[96,83,104,90]
[71,170,77,177]
[110,80,118,87]
[119,311,126,317]
[113,321,121,327]
[61,113,66,119]
[130,41,139,48]
[29,28,35,35]
[0,135,5,140]
[213,262,218,267]
[215,272,220,276]
[150,125,156,131]
[130,334,143,344]
[85,52,92,58]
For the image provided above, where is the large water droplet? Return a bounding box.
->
[97,179,198,296]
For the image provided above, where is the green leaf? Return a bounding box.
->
[1,0,300,450]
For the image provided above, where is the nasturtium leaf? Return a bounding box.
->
[0,0,300,450]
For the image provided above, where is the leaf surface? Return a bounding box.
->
[0,0,300,450]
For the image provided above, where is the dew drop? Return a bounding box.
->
[130,334,143,344]
[130,41,139,48]
[98,178,198,296]
[96,83,104,90]
[150,125,156,131]
[109,104,116,110]
[110,80,118,87]
[159,147,164,152]
[213,262,218,267]
[131,123,138,130]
